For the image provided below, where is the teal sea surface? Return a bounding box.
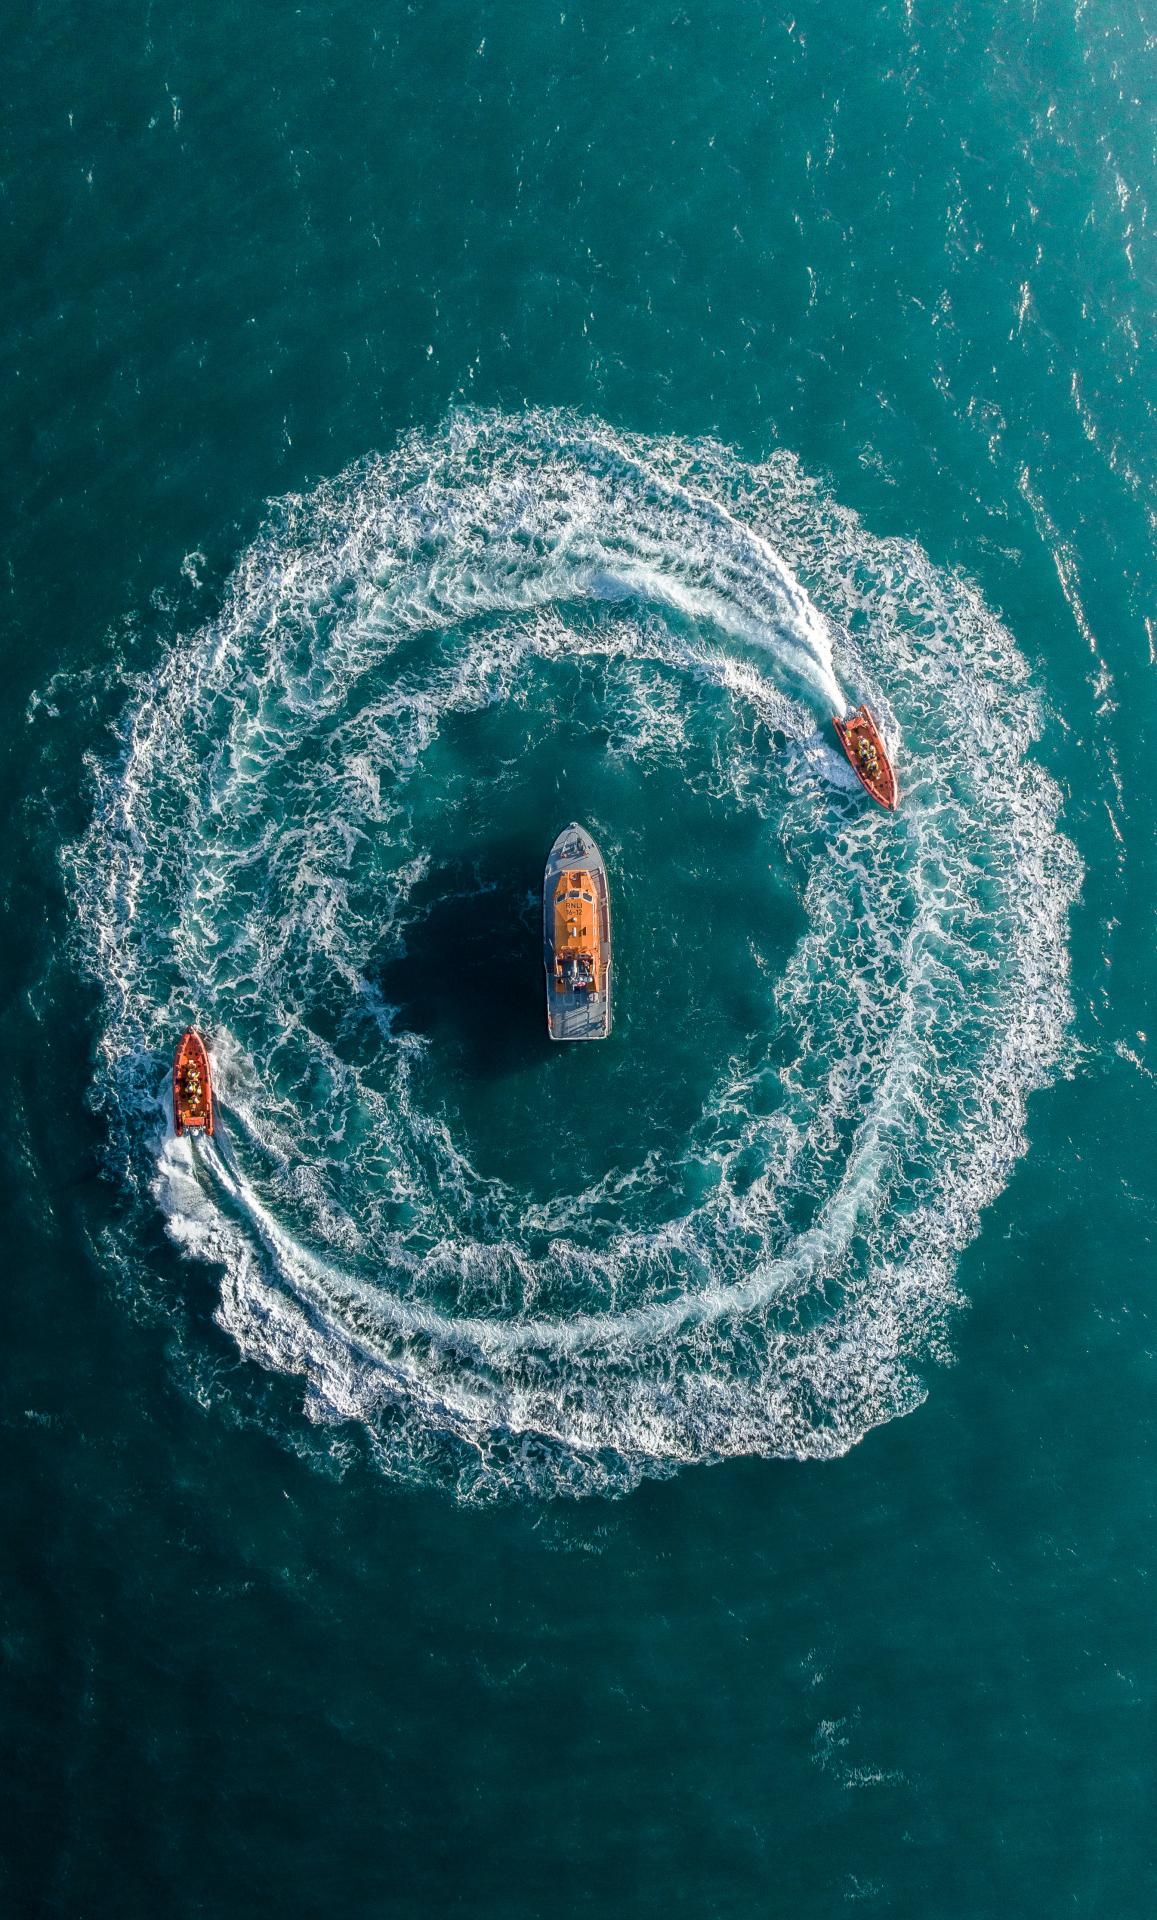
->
[3,0,1155,1912]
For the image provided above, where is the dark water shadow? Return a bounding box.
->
[375,845,546,1079]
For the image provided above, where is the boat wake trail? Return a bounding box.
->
[67,411,1079,1500]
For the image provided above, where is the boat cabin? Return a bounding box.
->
[553,869,602,996]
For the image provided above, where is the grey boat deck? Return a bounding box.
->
[543,823,613,1042]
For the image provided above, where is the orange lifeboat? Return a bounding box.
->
[832,704,898,810]
[173,1028,214,1137]
[552,867,606,1000]
[543,823,612,1041]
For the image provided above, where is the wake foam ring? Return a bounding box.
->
[66,410,1079,1500]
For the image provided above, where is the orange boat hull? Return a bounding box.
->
[174,1029,214,1136]
[832,704,898,810]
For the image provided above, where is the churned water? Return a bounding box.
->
[70,414,1079,1498]
[3,1,1155,1914]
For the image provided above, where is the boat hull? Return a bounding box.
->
[174,1028,214,1136]
[832,704,898,810]
[543,823,612,1041]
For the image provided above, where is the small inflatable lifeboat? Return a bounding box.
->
[833,704,898,810]
[173,1028,214,1137]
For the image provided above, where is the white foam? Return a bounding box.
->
[65,411,1080,1501]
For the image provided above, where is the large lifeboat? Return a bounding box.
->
[832,703,898,810]
[173,1028,214,1136]
[543,823,612,1042]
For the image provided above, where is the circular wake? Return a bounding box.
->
[69,412,1078,1500]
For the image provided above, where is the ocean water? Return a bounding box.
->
[3,0,1155,1913]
